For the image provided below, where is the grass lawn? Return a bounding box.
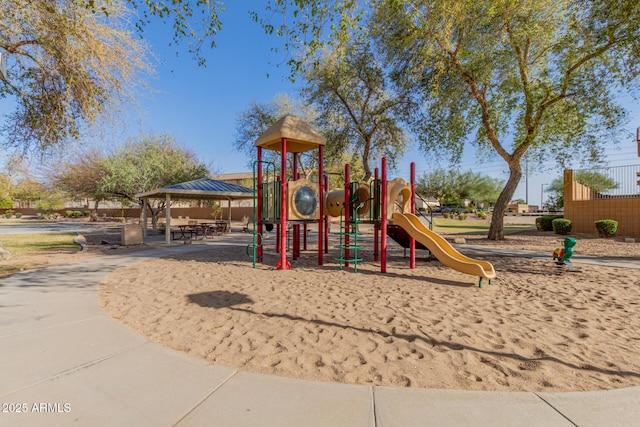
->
[432,218,536,235]
[0,233,78,256]
[0,233,79,276]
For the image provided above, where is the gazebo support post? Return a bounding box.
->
[165,193,171,245]
[142,198,148,238]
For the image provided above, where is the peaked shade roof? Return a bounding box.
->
[135,178,254,200]
[254,115,326,153]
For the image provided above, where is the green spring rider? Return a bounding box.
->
[553,237,577,271]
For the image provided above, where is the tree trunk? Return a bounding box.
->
[362,138,372,182]
[147,201,166,232]
[90,200,100,222]
[488,159,522,240]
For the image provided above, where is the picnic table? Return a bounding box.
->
[171,224,214,241]
[212,221,229,233]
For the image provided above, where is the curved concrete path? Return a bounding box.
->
[1,240,638,426]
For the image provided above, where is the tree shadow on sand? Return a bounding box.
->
[187,290,640,382]
[187,290,254,309]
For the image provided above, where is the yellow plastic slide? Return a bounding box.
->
[392,212,496,287]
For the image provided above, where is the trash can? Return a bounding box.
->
[121,224,143,245]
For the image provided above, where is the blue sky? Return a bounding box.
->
[118,1,297,174]
[3,1,639,206]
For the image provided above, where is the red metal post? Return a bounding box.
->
[344,163,351,268]
[277,138,290,269]
[303,224,307,251]
[374,167,379,262]
[410,162,416,269]
[381,157,388,273]
[323,173,329,255]
[318,145,324,264]
[256,147,263,263]
[293,225,299,259]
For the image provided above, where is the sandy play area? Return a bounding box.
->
[98,232,640,392]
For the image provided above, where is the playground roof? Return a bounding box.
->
[135,178,254,201]
[255,115,326,153]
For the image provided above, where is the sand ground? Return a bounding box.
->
[97,229,640,392]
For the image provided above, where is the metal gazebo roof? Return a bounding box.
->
[135,178,254,201]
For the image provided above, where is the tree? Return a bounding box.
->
[371,0,640,239]
[48,148,110,219]
[0,0,152,152]
[0,171,13,208]
[12,178,47,205]
[124,0,224,66]
[417,169,503,208]
[0,196,12,210]
[233,95,322,180]
[260,1,640,240]
[545,178,565,210]
[99,133,210,230]
[34,191,65,213]
[574,171,620,194]
[416,169,457,206]
[460,172,504,209]
[303,43,411,181]
[0,155,47,207]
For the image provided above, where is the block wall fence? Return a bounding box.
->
[1,207,255,222]
[563,170,640,237]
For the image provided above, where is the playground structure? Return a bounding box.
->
[250,115,495,287]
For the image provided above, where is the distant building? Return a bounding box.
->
[213,172,254,187]
[212,172,254,208]
[506,203,537,213]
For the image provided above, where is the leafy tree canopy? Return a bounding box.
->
[417,169,504,208]
[233,94,325,180]
[99,132,210,228]
[373,0,640,238]
[259,0,640,239]
[48,147,110,213]
[100,133,209,201]
[0,0,153,152]
[303,42,411,181]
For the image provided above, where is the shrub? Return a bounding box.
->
[443,212,450,219]
[83,211,91,217]
[65,210,74,217]
[73,210,82,218]
[536,215,563,231]
[595,219,618,238]
[552,218,572,235]
[477,211,487,219]
[458,213,468,220]
[4,211,12,218]
[15,212,22,218]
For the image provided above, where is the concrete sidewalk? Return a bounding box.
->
[1,240,638,426]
